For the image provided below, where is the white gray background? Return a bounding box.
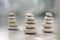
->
[0,0,58,40]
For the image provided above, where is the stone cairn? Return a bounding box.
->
[24,13,36,34]
[8,13,19,30]
[43,12,53,33]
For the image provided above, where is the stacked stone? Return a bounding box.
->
[8,13,18,30]
[43,12,53,33]
[24,13,36,34]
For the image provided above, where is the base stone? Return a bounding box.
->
[43,29,53,33]
[8,27,18,30]
[24,29,36,34]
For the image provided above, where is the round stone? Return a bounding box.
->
[8,13,15,16]
[46,12,53,17]
[26,13,34,17]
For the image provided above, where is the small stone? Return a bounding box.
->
[26,13,34,17]
[43,28,53,33]
[46,12,53,17]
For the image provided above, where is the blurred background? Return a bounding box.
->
[0,0,58,40]
[0,0,56,27]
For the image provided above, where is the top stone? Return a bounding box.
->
[8,13,15,16]
[46,12,53,17]
[26,13,34,17]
